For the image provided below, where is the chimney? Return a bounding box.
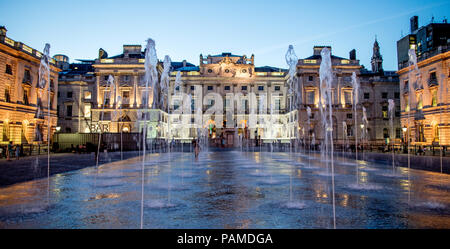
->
[410,16,418,33]
[349,49,356,60]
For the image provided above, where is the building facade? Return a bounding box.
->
[297,44,400,149]
[56,41,401,148]
[397,16,449,148]
[0,26,60,145]
[167,52,296,146]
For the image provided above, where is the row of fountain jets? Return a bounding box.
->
[34,38,445,229]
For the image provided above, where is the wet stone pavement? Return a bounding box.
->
[0,151,449,228]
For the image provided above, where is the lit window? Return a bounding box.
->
[84,91,91,99]
[84,104,91,118]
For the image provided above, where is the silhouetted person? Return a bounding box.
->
[193,139,200,159]
[15,145,20,160]
[7,141,13,161]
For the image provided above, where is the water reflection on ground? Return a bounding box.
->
[0,151,449,228]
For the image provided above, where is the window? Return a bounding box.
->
[23,89,29,105]
[307,91,315,105]
[173,100,180,110]
[84,104,91,118]
[383,128,389,138]
[175,86,180,91]
[67,92,73,98]
[394,92,400,99]
[207,69,213,73]
[429,71,437,81]
[224,86,230,91]
[417,94,423,110]
[396,128,401,139]
[242,99,248,112]
[347,125,353,136]
[258,86,264,91]
[66,105,73,117]
[104,75,109,81]
[308,75,314,81]
[347,113,352,119]
[207,99,215,108]
[275,99,281,110]
[5,64,12,75]
[84,91,92,99]
[207,86,213,91]
[382,92,388,99]
[364,93,370,99]
[344,91,352,105]
[65,127,72,133]
[432,90,437,107]
[417,123,425,142]
[382,105,388,119]
[23,70,31,83]
[274,86,281,91]
[190,85,195,91]
[4,87,10,102]
[241,86,247,91]
[122,91,130,98]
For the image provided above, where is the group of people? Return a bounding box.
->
[0,141,21,161]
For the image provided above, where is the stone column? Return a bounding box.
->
[96,75,101,107]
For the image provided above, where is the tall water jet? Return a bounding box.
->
[307,106,312,159]
[361,107,368,160]
[160,55,171,112]
[342,121,348,156]
[38,43,51,203]
[351,72,360,160]
[96,75,114,167]
[406,49,419,172]
[141,38,159,229]
[438,73,446,174]
[388,99,395,172]
[285,45,298,151]
[319,47,336,228]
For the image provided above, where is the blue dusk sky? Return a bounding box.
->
[0,0,449,70]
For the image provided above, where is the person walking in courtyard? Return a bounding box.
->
[7,141,13,161]
[15,144,20,160]
[193,139,200,159]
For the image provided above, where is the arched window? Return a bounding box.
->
[383,128,389,138]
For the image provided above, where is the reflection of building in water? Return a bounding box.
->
[397,16,449,147]
[297,45,401,147]
[0,26,60,145]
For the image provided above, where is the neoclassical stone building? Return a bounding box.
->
[297,43,401,149]
[397,16,449,148]
[56,45,194,136]
[0,26,60,145]
[56,41,400,148]
[168,52,295,146]
[398,50,449,147]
